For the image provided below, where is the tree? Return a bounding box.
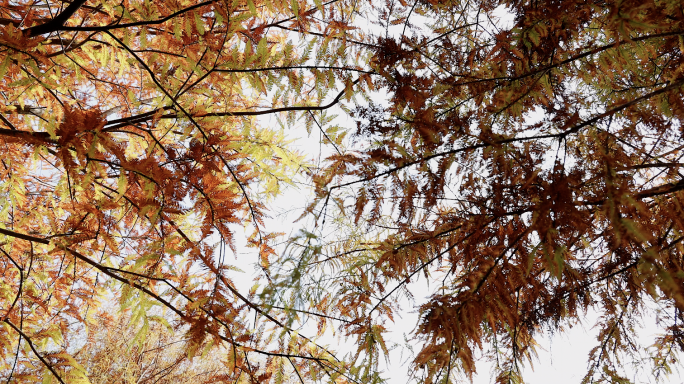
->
[0,0,371,382]
[267,0,684,383]
[2,0,684,383]
[75,308,226,384]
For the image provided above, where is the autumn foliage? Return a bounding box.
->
[75,309,229,384]
[0,0,366,382]
[275,0,684,382]
[1,0,684,383]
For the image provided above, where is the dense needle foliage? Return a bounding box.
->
[279,0,684,382]
[75,309,226,384]
[1,0,684,383]
[0,0,368,382]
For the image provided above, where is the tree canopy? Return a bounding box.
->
[0,0,369,382]
[1,0,684,383]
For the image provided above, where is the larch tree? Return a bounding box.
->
[0,0,372,382]
[266,0,684,383]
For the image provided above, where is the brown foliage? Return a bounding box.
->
[2,0,684,382]
[0,0,367,382]
[272,0,684,382]
[75,310,226,384]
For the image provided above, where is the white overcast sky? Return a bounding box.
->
[220,4,684,382]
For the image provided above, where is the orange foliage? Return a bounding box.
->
[0,0,367,382]
[268,0,684,382]
[2,0,684,383]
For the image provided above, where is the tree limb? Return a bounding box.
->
[25,0,88,37]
